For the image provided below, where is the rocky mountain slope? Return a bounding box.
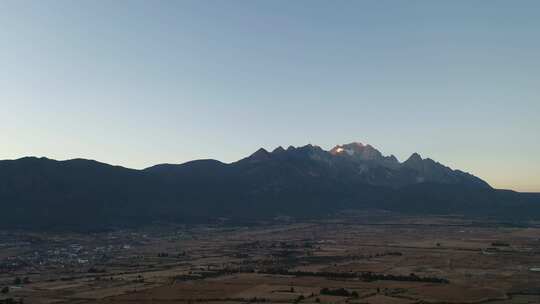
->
[0,143,537,230]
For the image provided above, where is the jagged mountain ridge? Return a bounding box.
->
[235,143,490,189]
[1,142,536,230]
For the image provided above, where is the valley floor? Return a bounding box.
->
[1,213,540,304]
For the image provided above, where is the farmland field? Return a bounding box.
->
[1,213,540,304]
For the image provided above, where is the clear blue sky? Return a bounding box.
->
[1,1,539,191]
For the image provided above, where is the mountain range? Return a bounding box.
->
[1,142,539,230]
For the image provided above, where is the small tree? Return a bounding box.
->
[1,286,9,294]
[13,277,22,285]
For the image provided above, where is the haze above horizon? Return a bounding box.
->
[1,1,539,192]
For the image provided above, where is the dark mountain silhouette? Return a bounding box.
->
[0,143,538,230]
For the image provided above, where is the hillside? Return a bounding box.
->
[0,143,538,230]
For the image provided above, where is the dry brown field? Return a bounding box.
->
[1,214,540,304]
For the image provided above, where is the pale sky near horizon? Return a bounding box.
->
[1,1,539,192]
